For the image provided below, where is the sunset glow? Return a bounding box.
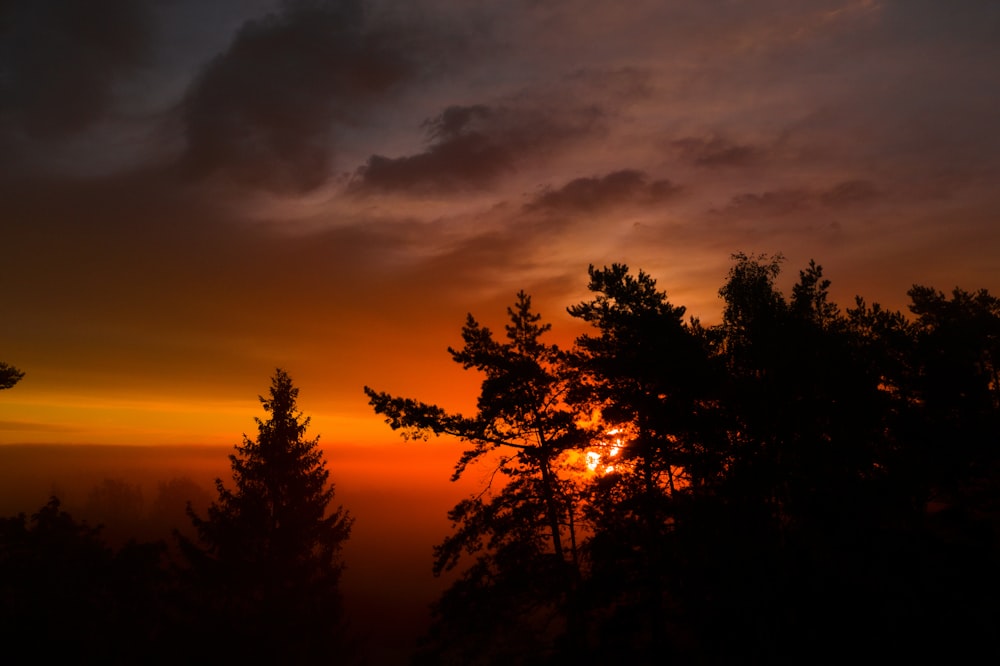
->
[1,2,999,662]
[2,1,999,454]
[583,428,625,475]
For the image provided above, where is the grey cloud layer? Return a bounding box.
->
[1,1,997,272]
[178,0,416,193]
[351,102,606,194]
[716,180,882,218]
[525,170,682,213]
[3,0,1000,433]
[672,136,763,169]
[0,0,150,138]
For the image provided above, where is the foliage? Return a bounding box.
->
[565,264,727,656]
[367,292,587,662]
[0,498,171,661]
[3,256,998,663]
[716,251,786,369]
[0,361,24,390]
[369,255,1000,664]
[1,372,357,662]
[186,368,353,663]
[907,285,1000,491]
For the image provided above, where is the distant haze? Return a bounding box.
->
[0,441,481,661]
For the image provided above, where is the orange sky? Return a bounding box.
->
[2,0,1000,452]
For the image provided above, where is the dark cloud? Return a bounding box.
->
[819,179,880,208]
[720,189,811,217]
[0,0,150,138]
[672,135,761,168]
[351,103,604,194]
[179,0,412,194]
[717,179,883,217]
[525,169,682,213]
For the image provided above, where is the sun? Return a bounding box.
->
[582,427,624,475]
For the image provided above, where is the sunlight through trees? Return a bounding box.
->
[367,255,1000,664]
[2,259,999,664]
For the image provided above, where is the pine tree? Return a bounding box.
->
[365,292,586,663]
[0,361,24,390]
[186,369,353,662]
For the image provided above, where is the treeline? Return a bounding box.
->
[28,476,212,546]
[0,370,352,664]
[366,254,1000,665]
[2,255,997,664]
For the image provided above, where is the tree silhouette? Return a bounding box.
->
[185,369,353,663]
[0,361,24,390]
[150,477,211,544]
[0,497,170,661]
[565,264,725,660]
[84,477,145,547]
[908,285,1000,491]
[695,255,1000,663]
[361,257,1000,664]
[568,264,719,494]
[366,292,587,663]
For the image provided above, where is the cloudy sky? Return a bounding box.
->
[2,0,999,448]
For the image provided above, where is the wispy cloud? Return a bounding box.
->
[715,180,883,217]
[672,135,762,169]
[525,170,682,213]
[351,102,605,194]
[2,0,999,446]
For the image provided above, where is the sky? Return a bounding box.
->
[2,0,1000,449]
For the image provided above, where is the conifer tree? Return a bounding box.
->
[186,368,352,662]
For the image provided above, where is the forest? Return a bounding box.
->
[2,253,999,665]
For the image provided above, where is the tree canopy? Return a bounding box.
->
[367,292,587,662]
[368,255,1000,665]
[186,368,353,663]
[0,361,24,391]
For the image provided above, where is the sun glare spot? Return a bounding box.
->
[582,429,625,475]
[571,411,631,477]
